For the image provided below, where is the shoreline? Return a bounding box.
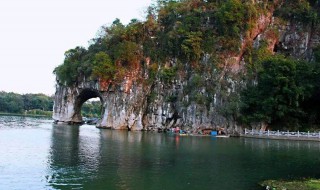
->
[0,112,51,118]
[241,134,320,142]
[260,179,320,190]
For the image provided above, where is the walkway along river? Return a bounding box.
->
[243,128,320,141]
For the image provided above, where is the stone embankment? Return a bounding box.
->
[242,129,320,142]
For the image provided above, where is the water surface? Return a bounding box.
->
[0,116,320,190]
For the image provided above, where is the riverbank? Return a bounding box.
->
[241,134,320,142]
[260,179,320,190]
[0,112,51,118]
[242,129,320,142]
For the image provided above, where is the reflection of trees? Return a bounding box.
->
[47,124,101,189]
[241,138,320,183]
[45,126,320,190]
[47,124,81,189]
[50,126,223,189]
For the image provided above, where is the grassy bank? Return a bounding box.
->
[260,179,320,190]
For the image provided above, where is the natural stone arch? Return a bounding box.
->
[53,77,147,130]
[53,83,107,125]
[72,89,104,123]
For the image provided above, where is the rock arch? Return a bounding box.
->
[52,81,107,125]
[72,89,104,123]
[52,77,147,130]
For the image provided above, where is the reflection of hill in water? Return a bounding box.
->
[46,125,320,190]
[243,137,320,150]
[1,117,319,189]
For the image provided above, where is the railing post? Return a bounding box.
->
[252,128,254,135]
[287,130,289,137]
[268,130,270,136]
[308,131,310,138]
[245,128,247,134]
[298,131,300,138]
[277,130,280,136]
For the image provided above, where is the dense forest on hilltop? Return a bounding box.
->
[54,0,320,130]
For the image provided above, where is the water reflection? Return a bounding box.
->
[243,137,320,150]
[45,124,320,190]
[241,138,320,181]
[0,115,51,128]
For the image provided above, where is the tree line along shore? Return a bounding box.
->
[0,91,101,118]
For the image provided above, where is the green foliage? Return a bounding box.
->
[0,91,53,115]
[53,0,320,88]
[184,74,204,94]
[92,52,115,81]
[166,94,178,102]
[215,0,259,52]
[181,31,203,62]
[147,91,157,103]
[114,41,141,66]
[216,0,247,38]
[81,101,102,118]
[240,55,320,128]
[314,45,320,62]
[218,92,241,122]
[147,63,159,84]
[23,93,53,111]
[160,67,177,83]
[53,47,87,85]
[194,93,206,105]
[275,0,318,24]
[25,109,52,117]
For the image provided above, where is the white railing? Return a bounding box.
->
[244,128,320,139]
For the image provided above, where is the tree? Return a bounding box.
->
[92,52,115,81]
[241,55,318,129]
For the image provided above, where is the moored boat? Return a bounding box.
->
[216,135,230,138]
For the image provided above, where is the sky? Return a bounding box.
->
[0,0,153,95]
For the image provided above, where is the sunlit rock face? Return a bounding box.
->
[53,6,320,133]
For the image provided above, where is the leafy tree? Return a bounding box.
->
[92,52,115,81]
[0,91,53,115]
[54,46,87,85]
[241,55,318,129]
[275,0,318,24]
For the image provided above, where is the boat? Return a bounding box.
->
[216,135,230,138]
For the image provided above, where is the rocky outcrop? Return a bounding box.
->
[53,3,320,133]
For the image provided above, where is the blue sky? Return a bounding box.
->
[0,0,152,95]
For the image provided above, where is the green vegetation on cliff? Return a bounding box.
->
[54,0,269,84]
[53,0,320,130]
[240,55,320,129]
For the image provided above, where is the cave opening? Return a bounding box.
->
[73,89,104,125]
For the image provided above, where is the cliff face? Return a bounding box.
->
[53,1,320,132]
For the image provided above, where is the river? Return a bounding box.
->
[0,115,320,190]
